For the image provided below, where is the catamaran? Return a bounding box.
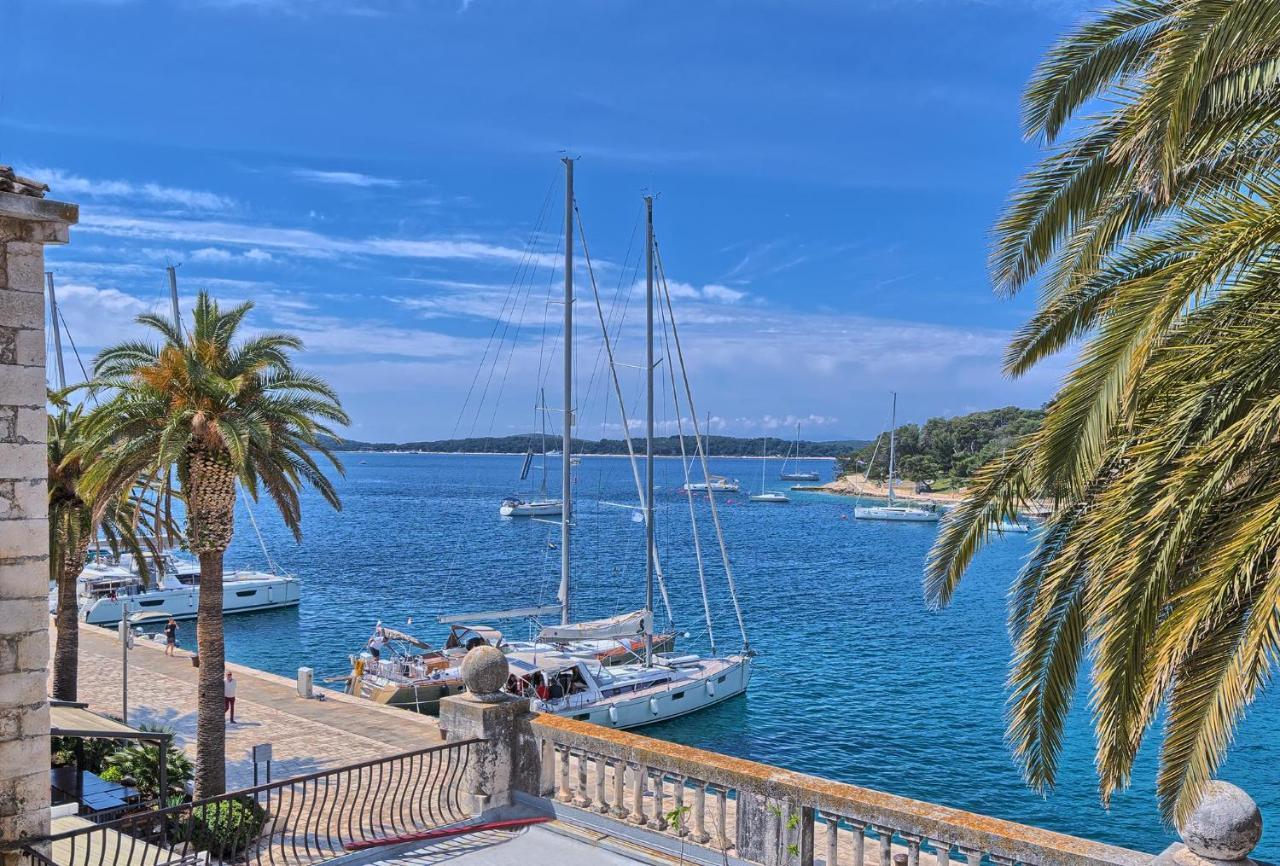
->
[853,392,941,523]
[778,422,821,482]
[500,389,563,517]
[749,436,789,503]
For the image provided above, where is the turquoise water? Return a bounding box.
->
[217,452,1278,859]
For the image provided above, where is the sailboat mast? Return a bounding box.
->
[45,273,66,391]
[644,195,655,667]
[539,387,548,495]
[560,158,574,626]
[887,391,897,505]
[760,436,766,492]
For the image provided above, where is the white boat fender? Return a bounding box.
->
[649,697,660,715]
[707,679,716,698]
[608,706,618,724]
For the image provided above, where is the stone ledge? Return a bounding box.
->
[0,192,78,232]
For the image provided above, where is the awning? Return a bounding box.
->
[538,610,650,643]
[50,704,148,739]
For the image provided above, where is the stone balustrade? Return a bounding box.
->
[441,610,1265,866]
[527,713,1154,866]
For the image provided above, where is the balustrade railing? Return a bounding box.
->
[21,739,477,866]
[530,714,1151,866]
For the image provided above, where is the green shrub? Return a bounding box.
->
[99,765,125,783]
[50,736,120,773]
[102,744,193,797]
[172,797,268,859]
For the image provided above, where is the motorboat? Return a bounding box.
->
[71,552,300,625]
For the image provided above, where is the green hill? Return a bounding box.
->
[837,406,1043,482]
[322,433,869,458]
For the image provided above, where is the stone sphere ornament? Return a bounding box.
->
[1181,781,1262,862]
[460,645,509,702]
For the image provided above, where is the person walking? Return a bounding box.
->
[164,617,178,656]
[224,671,238,724]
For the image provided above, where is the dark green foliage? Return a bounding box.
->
[838,407,1044,480]
[320,433,869,458]
[171,797,268,859]
[50,735,121,772]
[102,742,194,797]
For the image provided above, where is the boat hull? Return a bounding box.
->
[749,494,790,503]
[853,506,940,522]
[540,655,752,730]
[779,473,820,482]
[80,574,301,625]
[499,501,563,517]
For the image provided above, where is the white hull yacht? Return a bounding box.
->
[499,498,563,518]
[854,392,941,523]
[509,650,752,729]
[71,554,300,625]
[683,476,740,493]
[749,436,789,503]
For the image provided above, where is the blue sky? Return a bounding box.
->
[2,0,1087,441]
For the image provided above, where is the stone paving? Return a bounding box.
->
[52,619,443,790]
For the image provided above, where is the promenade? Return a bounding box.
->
[51,619,442,790]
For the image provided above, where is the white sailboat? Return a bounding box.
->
[749,437,789,503]
[682,415,740,492]
[853,392,941,523]
[500,388,563,517]
[778,422,821,482]
[514,183,752,728]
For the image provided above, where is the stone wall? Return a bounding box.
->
[0,188,77,863]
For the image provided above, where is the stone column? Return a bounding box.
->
[0,173,78,863]
[438,646,541,818]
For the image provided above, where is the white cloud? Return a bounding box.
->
[78,212,564,269]
[25,167,233,211]
[291,168,401,188]
[651,280,748,304]
[190,246,276,264]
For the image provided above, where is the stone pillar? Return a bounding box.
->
[1153,782,1263,866]
[0,172,77,863]
[437,646,541,817]
[736,790,815,866]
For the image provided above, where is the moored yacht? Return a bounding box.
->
[683,476,740,493]
[499,497,563,517]
[506,649,752,729]
[71,552,300,625]
[854,392,941,523]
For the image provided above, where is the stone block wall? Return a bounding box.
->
[0,190,77,863]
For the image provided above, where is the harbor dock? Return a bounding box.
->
[50,619,442,790]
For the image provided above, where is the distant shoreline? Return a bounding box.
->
[349,450,838,461]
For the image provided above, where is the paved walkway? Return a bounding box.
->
[52,619,443,790]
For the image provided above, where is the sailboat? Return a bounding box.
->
[778,422,821,482]
[853,392,940,522]
[749,437,789,503]
[504,184,752,729]
[682,415,741,492]
[499,388,563,517]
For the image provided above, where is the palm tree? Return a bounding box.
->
[80,293,348,797]
[926,0,1280,824]
[48,394,178,701]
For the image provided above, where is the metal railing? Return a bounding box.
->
[22,739,478,866]
[530,714,1153,866]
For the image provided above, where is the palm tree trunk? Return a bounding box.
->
[193,548,226,799]
[51,543,89,701]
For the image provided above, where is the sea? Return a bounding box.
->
[216,451,1279,860]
